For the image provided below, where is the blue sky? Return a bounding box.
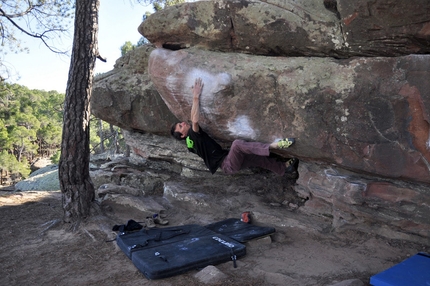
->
[4,0,153,93]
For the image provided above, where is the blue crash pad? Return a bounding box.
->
[370,252,430,286]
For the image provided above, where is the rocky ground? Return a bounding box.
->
[0,157,428,286]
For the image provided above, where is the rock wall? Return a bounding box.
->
[92,45,177,135]
[92,0,430,243]
[139,0,430,57]
[148,48,430,184]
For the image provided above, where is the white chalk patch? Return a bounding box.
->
[184,68,231,105]
[152,48,183,67]
[227,115,257,139]
[186,69,231,93]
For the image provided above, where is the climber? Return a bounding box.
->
[170,77,298,177]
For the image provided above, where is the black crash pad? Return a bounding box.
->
[117,224,210,259]
[116,224,246,279]
[131,233,246,279]
[204,218,276,243]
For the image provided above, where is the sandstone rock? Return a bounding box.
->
[30,158,53,173]
[139,0,430,57]
[123,129,218,176]
[100,193,165,215]
[194,265,228,285]
[163,181,211,208]
[149,47,430,184]
[337,0,430,56]
[96,183,142,197]
[15,166,60,191]
[90,169,122,189]
[91,0,430,244]
[296,161,430,243]
[29,164,58,177]
[139,0,343,57]
[91,45,177,135]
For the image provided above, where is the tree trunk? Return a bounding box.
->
[98,119,105,153]
[59,0,99,223]
[109,124,118,154]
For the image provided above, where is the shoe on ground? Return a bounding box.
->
[158,210,167,219]
[277,138,295,149]
[153,216,169,225]
[145,217,156,228]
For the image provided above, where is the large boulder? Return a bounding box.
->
[138,0,430,57]
[91,0,430,243]
[337,0,430,56]
[148,47,430,184]
[296,162,430,241]
[92,45,177,135]
[139,0,344,57]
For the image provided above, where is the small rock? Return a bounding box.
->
[194,265,227,284]
[270,202,282,207]
[30,158,53,172]
[289,203,299,210]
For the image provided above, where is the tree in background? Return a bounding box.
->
[58,0,100,223]
[89,115,124,155]
[141,0,185,11]
[1,1,126,223]
[0,0,74,81]
[0,80,124,184]
[0,83,63,181]
[120,41,135,56]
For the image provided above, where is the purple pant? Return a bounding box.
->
[220,139,286,176]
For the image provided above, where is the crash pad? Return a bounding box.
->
[205,218,276,243]
[370,252,430,286]
[116,224,246,279]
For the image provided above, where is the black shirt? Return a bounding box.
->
[187,127,228,174]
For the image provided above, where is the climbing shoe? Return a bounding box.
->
[277,138,295,149]
[152,213,169,225]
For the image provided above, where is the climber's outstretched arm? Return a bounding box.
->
[190,77,204,133]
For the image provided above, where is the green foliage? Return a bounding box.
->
[0,150,16,171]
[0,82,64,178]
[137,0,185,11]
[120,41,135,56]
[50,150,61,164]
[0,150,30,179]
[89,115,126,155]
[0,119,11,150]
[0,81,126,180]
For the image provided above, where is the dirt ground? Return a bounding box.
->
[0,188,428,286]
